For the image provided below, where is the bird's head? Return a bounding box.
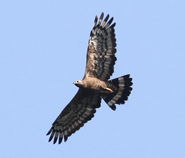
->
[73,80,84,88]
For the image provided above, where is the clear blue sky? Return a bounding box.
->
[1,0,185,158]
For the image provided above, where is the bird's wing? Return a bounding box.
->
[84,12,117,81]
[46,89,101,144]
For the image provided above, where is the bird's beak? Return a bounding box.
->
[73,81,76,85]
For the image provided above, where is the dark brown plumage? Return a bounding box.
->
[46,12,133,144]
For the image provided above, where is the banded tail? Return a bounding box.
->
[103,75,133,110]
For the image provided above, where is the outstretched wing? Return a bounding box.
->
[84,12,117,81]
[46,89,101,144]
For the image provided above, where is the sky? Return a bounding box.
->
[1,0,185,158]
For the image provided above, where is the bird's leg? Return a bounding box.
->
[100,86,113,93]
[104,87,113,93]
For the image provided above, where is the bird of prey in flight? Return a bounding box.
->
[46,12,133,144]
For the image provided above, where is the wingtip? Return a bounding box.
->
[64,135,68,142]
[58,137,63,144]
[53,138,57,144]
[46,128,52,135]
[100,12,104,17]
[48,136,53,142]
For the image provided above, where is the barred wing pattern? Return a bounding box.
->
[85,12,117,81]
[46,89,101,144]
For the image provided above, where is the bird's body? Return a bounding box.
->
[47,12,133,144]
[75,76,114,93]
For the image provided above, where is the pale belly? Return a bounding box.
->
[84,77,112,93]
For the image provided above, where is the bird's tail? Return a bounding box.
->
[102,75,133,110]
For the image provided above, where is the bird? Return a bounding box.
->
[46,12,133,144]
